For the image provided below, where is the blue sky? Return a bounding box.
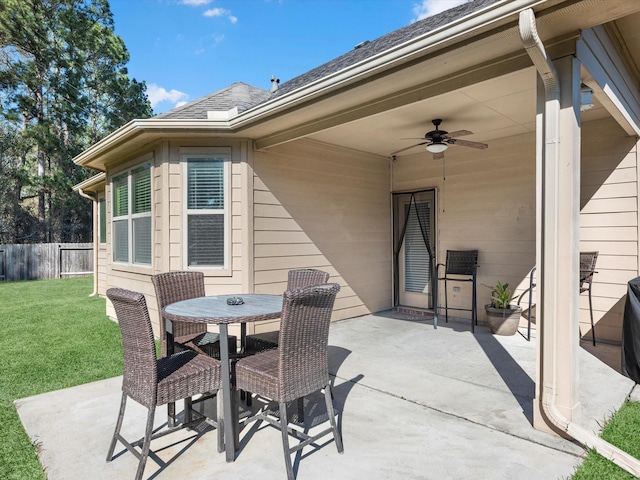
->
[109,0,469,114]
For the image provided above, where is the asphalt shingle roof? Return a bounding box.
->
[154,82,272,120]
[154,0,500,120]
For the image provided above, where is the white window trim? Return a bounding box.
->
[111,162,153,267]
[181,147,231,271]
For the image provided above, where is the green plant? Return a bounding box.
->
[487,281,516,309]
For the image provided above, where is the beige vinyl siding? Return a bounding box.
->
[252,139,391,328]
[580,117,640,343]
[97,246,108,296]
[393,132,536,323]
[392,118,640,343]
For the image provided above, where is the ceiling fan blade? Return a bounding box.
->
[391,141,427,155]
[445,130,473,138]
[433,152,445,160]
[450,139,488,149]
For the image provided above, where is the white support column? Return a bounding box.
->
[534,54,582,432]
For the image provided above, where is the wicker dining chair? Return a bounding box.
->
[235,283,343,480]
[243,268,330,355]
[105,288,222,480]
[152,271,237,359]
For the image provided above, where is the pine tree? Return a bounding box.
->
[0,0,152,243]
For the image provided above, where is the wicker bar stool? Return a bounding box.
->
[152,271,237,425]
[243,268,330,355]
[105,288,222,480]
[235,283,343,480]
[241,269,330,409]
[152,271,237,358]
[516,251,599,344]
[436,250,479,332]
[580,251,599,346]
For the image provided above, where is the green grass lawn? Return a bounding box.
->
[571,400,640,479]
[0,277,123,480]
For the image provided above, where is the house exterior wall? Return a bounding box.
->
[580,117,640,343]
[102,139,251,338]
[251,139,391,332]
[391,117,639,343]
[392,132,537,323]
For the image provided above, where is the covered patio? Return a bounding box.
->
[16,313,634,479]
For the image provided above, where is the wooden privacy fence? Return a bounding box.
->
[0,243,93,281]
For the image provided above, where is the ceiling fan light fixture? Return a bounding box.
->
[426,142,448,153]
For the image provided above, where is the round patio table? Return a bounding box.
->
[163,294,283,462]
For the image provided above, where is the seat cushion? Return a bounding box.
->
[235,349,280,401]
[156,350,221,406]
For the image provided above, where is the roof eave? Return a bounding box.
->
[73,119,234,170]
[72,172,106,192]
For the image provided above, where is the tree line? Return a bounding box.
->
[0,0,153,243]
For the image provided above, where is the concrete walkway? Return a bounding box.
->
[16,312,636,480]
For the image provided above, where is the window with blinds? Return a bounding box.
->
[132,165,151,214]
[111,163,152,265]
[185,154,228,267]
[112,173,128,217]
[187,159,224,210]
[404,202,431,293]
[99,196,106,244]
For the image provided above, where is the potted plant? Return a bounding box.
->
[484,281,522,335]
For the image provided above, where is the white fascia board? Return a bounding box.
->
[227,0,548,128]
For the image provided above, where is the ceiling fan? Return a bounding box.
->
[391,119,488,160]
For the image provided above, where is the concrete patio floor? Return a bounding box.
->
[16,312,637,480]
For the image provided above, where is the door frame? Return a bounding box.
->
[392,189,437,310]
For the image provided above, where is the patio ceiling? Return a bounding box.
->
[247,6,640,161]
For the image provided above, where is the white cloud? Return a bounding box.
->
[146,83,189,109]
[203,7,237,23]
[412,0,469,21]
[179,0,212,5]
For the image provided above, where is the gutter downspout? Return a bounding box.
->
[519,9,640,477]
[77,188,98,297]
